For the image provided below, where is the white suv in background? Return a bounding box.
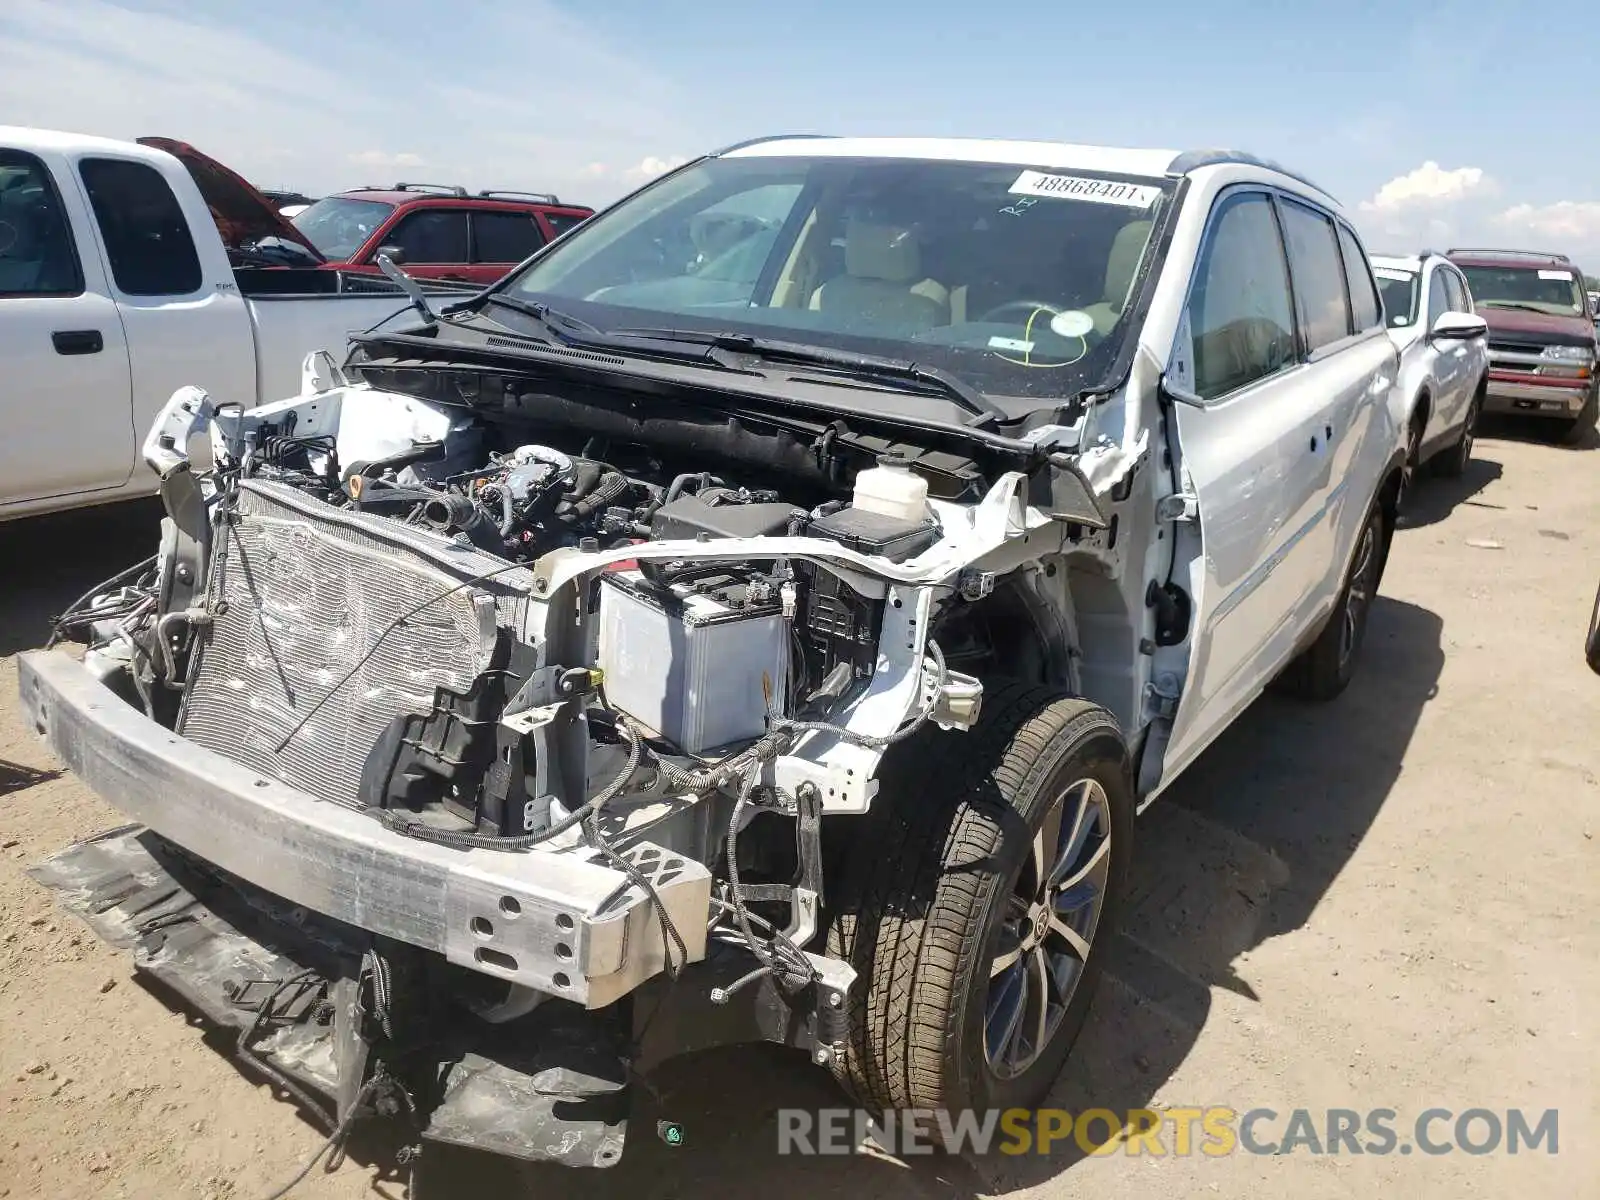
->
[1370,253,1489,503]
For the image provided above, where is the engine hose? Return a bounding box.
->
[567,459,603,501]
[380,719,642,852]
[349,483,438,511]
[564,470,629,519]
[494,484,517,537]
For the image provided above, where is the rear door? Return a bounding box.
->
[538,209,590,242]
[1433,266,1480,437]
[1162,187,1389,778]
[469,209,546,283]
[75,154,257,435]
[0,146,134,506]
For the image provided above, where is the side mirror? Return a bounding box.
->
[376,244,406,266]
[1159,371,1206,408]
[1430,311,1487,341]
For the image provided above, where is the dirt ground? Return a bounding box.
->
[1,416,1596,1200]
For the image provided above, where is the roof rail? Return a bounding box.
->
[1166,149,1338,204]
[478,189,560,204]
[712,133,832,155]
[1447,247,1570,262]
[394,182,469,197]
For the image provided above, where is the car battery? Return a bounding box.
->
[596,568,788,755]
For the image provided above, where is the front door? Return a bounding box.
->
[0,146,134,507]
[365,208,474,281]
[1160,188,1340,780]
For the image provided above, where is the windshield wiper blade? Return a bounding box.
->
[611,327,1007,426]
[1480,301,1552,314]
[480,294,607,338]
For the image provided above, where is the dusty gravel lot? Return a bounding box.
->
[2,418,1597,1200]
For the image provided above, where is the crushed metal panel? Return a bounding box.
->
[28,827,354,1097]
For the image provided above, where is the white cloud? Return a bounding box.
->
[1496,201,1600,243]
[623,155,687,182]
[348,150,427,170]
[0,0,709,204]
[1359,161,1492,214]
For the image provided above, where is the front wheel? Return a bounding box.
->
[1433,386,1481,479]
[1558,384,1598,446]
[827,683,1133,1115]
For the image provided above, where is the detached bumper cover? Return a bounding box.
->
[17,650,708,1007]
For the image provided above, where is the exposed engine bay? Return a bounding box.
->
[33,356,1108,1169]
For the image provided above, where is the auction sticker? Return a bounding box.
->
[1009,170,1160,208]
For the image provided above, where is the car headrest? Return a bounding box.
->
[844,220,922,283]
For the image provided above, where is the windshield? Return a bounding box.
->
[292,197,393,260]
[1374,268,1419,327]
[1458,265,1585,317]
[498,155,1173,403]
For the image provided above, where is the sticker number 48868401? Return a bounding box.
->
[1009,170,1161,208]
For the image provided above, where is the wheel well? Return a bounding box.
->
[930,571,1077,691]
[1411,390,1431,437]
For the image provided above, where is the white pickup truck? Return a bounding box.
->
[0,127,472,520]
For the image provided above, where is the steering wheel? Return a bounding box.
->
[979,300,1068,324]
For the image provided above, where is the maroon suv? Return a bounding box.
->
[1446,248,1599,441]
[291,185,594,285]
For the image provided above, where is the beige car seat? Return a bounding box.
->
[1083,219,1153,335]
[809,220,949,331]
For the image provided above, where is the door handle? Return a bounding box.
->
[52,329,104,355]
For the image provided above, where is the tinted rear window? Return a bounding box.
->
[79,157,202,296]
[1278,199,1351,351]
[1337,225,1381,331]
[544,212,587,238]
[473,211,544,262]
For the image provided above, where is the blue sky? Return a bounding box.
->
[3,0,1598,262]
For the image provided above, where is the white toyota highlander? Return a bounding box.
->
[21,135,1408,1170]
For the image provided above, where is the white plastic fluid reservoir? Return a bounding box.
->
[851,453,929,523]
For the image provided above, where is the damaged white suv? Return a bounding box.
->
[20,136,1404,1168]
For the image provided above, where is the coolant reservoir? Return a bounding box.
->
[851,453,929,522]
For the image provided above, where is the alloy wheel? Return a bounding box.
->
[984,778,1112,1079]
[1338,517,1380,670]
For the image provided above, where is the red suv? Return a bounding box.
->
[1446,247,1599,441]
[290,184,594,285]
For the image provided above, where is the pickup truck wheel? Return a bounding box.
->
[1433,386,1481,479]
[1278,503,1386,701]
[1558,383,1598,446]
[826,683,1132,1116]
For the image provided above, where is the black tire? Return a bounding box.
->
[1585,578,1600,676]
[1558,384,1598,446]
[827,682,1133,1116]
[1278,502,1386,701]
[1396,409,1426,512]
[1433,384,1481,479]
